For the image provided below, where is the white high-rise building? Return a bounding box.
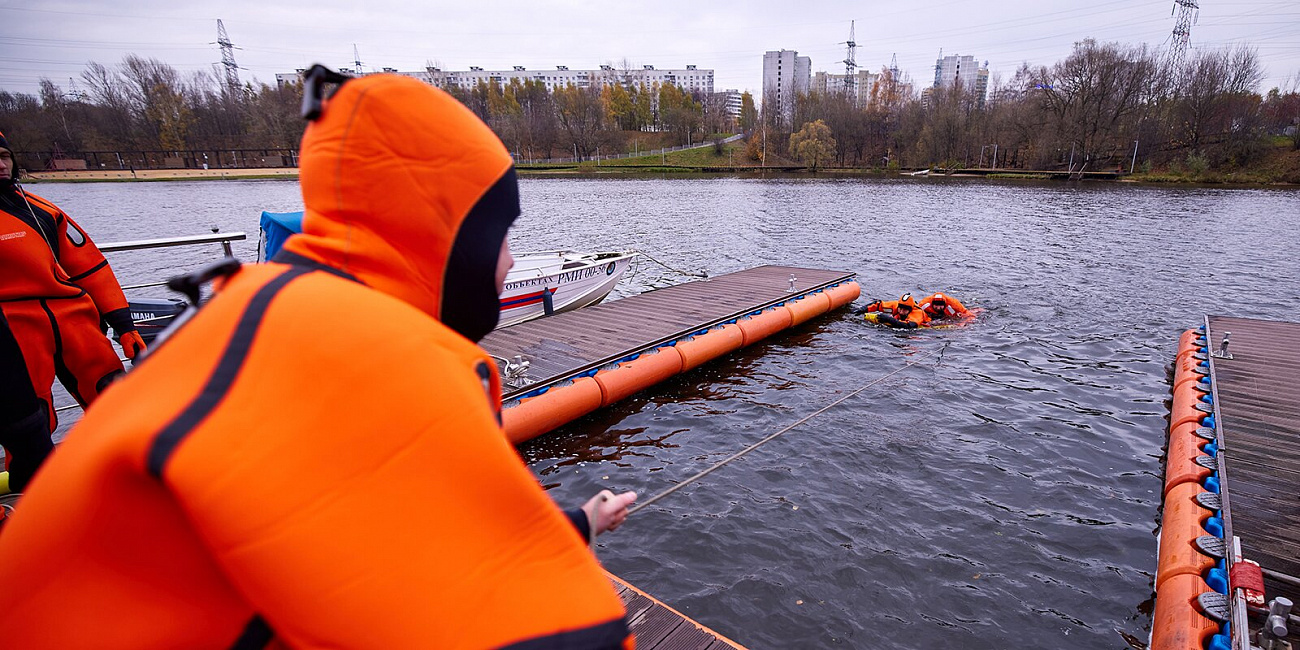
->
[813,69,880,107]
[762,50,811,127]
[932,54,990,107]
[716,89,744,118]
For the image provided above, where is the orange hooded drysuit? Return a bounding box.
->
[918,292,969,320]
[0,74,631,649]
[0,130,143,491]
[858,294,930,328]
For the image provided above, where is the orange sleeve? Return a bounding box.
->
[24,191,132,323]
[58,212,131,320]
[164,277,629,649]
[948,296,970,314]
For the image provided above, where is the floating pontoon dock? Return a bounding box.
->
[610,575,746,649]
[1206,317,1300,608]
[479,265,860,443]
[1153,316,1299,650]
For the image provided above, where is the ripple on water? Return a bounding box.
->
[34,177,1300,648]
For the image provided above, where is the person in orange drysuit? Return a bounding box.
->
[0,69,634,649]
[918,292,970,321]
[0,131,145,492]
[856,293,930,328]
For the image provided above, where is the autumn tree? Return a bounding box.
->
[789,119,836,170]
[738,92,757,133]
[553,83,605,158]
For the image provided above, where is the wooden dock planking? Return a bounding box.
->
[610,576,746,650]
[482,265,856,399]
[1206,315,1300,605]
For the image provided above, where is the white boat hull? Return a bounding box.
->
[497,252,635,328]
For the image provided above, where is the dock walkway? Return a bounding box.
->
[1206,315,1300,605]
[611,575,745,649]
[481,265,856,400]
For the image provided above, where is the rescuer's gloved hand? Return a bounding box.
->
[118,330,147,360]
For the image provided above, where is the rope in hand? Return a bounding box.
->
[632,250,707,278]
[627,342,950,516]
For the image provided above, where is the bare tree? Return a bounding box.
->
[1035,40,1158,167]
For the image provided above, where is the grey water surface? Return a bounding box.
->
[35,176,1300,648]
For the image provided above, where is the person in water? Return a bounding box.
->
[918,292,970,321]
[856,293,930,328]
[0,69,635,649]
[0,130,145,493]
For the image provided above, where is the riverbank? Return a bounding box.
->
[24,168,301,182]
[23,140,1300,187]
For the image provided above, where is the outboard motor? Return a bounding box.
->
[123,298,189,343]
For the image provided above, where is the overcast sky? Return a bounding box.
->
[2,0,1297,98]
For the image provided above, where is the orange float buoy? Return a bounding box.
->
[738,308,794,347]
[593,348,684,406]
[503,376,604,445]
[1172,354,1211,389]
[1169,394,1213,430]
[783,291,832,326]
[1171,381,1210,411]
[675,323,745,372]
[824,282,861,309]
[1150,573,1221,650]
[1163,432,1215,497]
[1156,481,1219,589]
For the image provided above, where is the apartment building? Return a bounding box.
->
[931,54,990,107]
[761,50,811,126]
[277,64,714,95]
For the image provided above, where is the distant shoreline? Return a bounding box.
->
[24,168,300,182]
[22,166,1297,188]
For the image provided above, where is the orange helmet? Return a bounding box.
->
[898,293,917,308]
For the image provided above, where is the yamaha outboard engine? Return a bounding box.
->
[123,298,188,343]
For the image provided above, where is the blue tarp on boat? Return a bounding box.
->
[259,210,303,261]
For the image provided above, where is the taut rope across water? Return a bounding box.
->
[628,342,949,516]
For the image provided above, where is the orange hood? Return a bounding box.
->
[283,73,518,341]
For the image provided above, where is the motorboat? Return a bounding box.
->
[498,250,637,328]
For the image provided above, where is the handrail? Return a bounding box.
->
[99,231,246,253]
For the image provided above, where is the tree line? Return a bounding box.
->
[1,39,1297,174]
[0,55,733,169]
[770,39,1299,173]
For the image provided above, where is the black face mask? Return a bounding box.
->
[441,167,520,343]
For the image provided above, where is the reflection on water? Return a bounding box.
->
[33,177,1300,649]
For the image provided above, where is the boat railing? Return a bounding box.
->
[104,229,246,291]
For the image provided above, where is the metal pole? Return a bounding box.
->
[992,144,998,170]
[1130,140,1139,174]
